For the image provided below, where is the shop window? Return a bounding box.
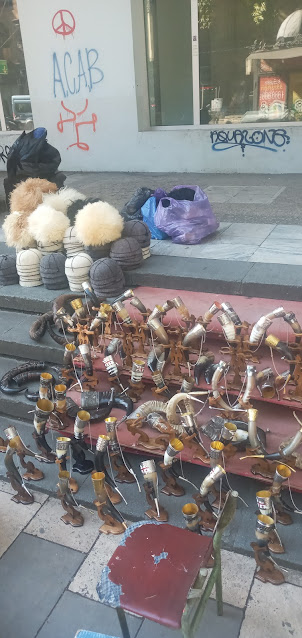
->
[0,0,33,131]
[144,0,302,126]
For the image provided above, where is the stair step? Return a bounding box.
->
[0,284,69,313]
[0,310,62,364]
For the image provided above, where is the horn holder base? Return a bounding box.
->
[159,462,185,497]
[58,491,84,527]
[193,493,217,532]
[32,431,56,463]
[105,482,122,505]
[251,542,285,585]
[111,452,136,484]
[71,438,94,475]
[143,483,169,522]
[0,436,8,452]
[94,499,125,535]
[19,453,44,481]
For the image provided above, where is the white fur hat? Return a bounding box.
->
[65,252,93,292]
[16,248,43,287]
[75,201,124,247]
[43,188,86,215]
[3,211,36,251]
[28,205,70,246]
[63,226,84,257]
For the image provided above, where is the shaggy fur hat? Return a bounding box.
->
[43,188,86,215]
[10,178,57,215]
[110,237,143,270]
[66,197,101,225]
[0,255,19,285]
[75,201,123,247]
[90,257,125,297]
[3,211,36,250]
[28,205,70,244]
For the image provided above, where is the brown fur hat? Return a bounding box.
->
[10,178,57,215]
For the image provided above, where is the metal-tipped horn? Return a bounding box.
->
[182,323,206,346]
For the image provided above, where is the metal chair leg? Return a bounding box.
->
[117,607,131,638]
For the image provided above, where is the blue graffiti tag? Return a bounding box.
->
[210,128,290,156]
[53,48,104,98]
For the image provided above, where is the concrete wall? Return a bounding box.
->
[14,0,302,174]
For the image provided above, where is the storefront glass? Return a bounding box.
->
[144,0,302,126]
[0,0,32,131]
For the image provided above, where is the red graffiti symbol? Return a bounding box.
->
[57,99,97,151]
[52,10,75,37]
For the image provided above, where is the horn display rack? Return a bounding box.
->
[47,288,302,493]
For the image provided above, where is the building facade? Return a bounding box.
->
[1,0,301,173]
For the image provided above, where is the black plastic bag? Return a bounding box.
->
[121,187,153,221]
[6,127,61,179]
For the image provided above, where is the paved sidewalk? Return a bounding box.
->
[1,477,302,638]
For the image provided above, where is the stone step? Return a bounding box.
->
[0,310,62,364]
[0,283,69,314]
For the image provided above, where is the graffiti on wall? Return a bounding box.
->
[51,10,103,152]
[57,99,97,151]
[0,144,10,163]
[52,10,76,38]
[210,128,290,157]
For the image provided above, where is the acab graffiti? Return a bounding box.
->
[53,48,104,98]
[210,128,290,156]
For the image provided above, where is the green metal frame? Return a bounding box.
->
[181,490,238,638]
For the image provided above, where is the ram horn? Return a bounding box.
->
[127,400,168,422]
[47,320,73,346]
[237,365,256,407]
[0,361,47,395]
[166,393,194,426]
[249,307,286,345]
[29,311,53,342]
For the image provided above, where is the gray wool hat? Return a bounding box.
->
[110,237,143,271]
[122,220,151,248]
[40,252,68,290]
[90,257,125,297]
[84,243,112,261]
[0,254,19,285]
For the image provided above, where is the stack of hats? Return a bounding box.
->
[40,253,68,290]
[84,244,112,261]
[90,258,125,299]
[65,252,93,292]
[0,255,19,286]
[123,220,151,259]
[28,204,70,257]
[16,248,42,287]
[110,237,143,270]
[63,226,84,257]
[37,240,64,256]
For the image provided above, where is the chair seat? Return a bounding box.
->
[97,521,213,630]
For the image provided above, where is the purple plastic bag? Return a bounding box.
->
[154,185,219,244]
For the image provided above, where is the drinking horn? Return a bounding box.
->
[233,365,256,408]
[0,361,47,395]
[67,390,133,421]
[245,409,302,460]
[147,346,167,373]
[265,335,295,378]
[130,296,147,315]
[182,323,206,347]
[220,301,242,327]
[249,307,286,345]
[194,354,215,385]
[211,361,233,411]
[283,311,302,343]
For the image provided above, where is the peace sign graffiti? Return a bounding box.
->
[52,10,76,37]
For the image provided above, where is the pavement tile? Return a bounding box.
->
[194,242,258,261]
[271,224,302,240]
[209,549,255,608]
[284,567,302,588]
[137,599,244,638]
[239,579,302,638]
[0,533,84,638]
[0,488,47,557]
[250,247,302,266]
[24,496,100,552]
[69,534,120,601]
[36,590,142,638]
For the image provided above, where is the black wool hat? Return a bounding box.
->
[110,237,143,271]
[84,243,112,261]
[0,254,19,285]
[67,197,101,225]
[122,220,151,248]
[90,257,125,297]
[40,252,68,290]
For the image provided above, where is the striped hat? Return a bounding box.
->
[40,252,68,290]
[63,226,84,257]
[110,237,143,270]
[65,252,93,292]
[0,255,19,286]
[16,248,43,287]
[37,240,64,257]
[90,257,125,298]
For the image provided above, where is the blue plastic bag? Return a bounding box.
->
[141,196,169,240]
[154,185,219,244]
